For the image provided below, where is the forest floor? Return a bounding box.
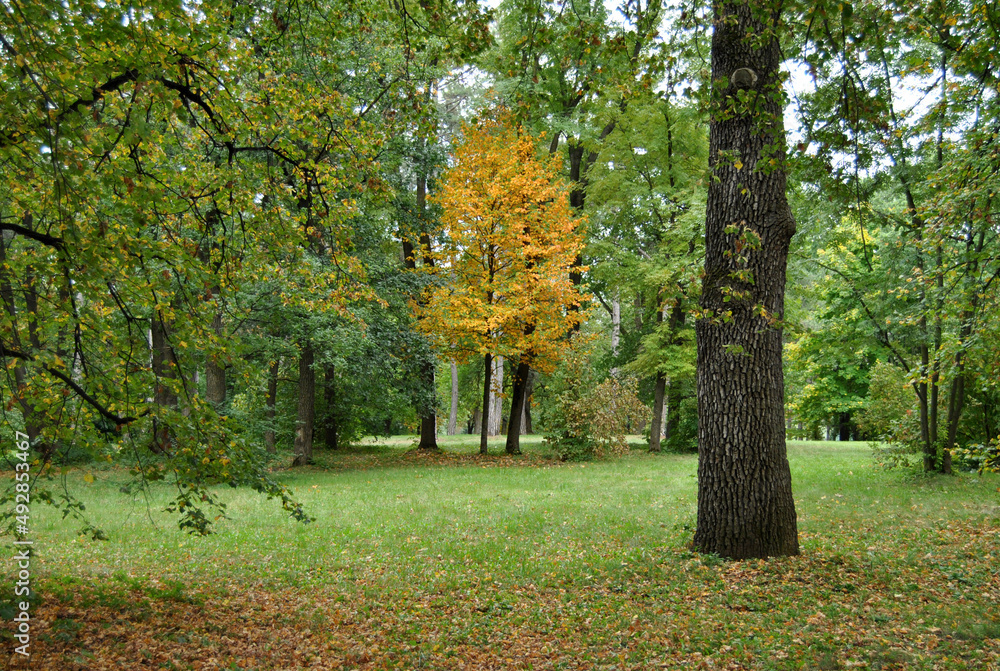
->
[2,438,998,670]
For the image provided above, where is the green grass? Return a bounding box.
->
[3,438,999,670]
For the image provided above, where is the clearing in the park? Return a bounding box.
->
[3,438,997,670]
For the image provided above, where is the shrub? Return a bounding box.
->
[544,367,649,461]
[952,438,1000,474]
[858,360,920,468]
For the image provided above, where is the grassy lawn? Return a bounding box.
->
[2,437,999,670]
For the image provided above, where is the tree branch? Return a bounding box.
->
[0,342,140,425]
[0,222,66,250]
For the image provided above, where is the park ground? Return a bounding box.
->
[1,437,999,670]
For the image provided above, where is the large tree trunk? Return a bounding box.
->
[416,362,438,449]
[264,359,278,453]
[693,0,799,560]
[292,341,315,466]
[488,356,504,436]
[448,360,458,435]
[479,353,492,455]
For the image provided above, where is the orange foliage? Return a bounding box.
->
[417,109,586,372]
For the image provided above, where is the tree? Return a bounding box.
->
[786,0,1000,472]
[418,109,585,454]
[292,340,316,467]
[692,0,799,559]
[0,0,492,532]
[586,94,707,453]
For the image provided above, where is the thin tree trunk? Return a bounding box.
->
[448,360,458,436]
[919,332,933,470]
[324,363,338,450]
[265,359,278,453]
[650,373,666,453]
[505,358,531,455]
[666,379,681,444]
[480,353,492,455]
[151,310,178,454]
[400,159,439,451]
[839,412,850,442]
[488,356,504,436]
[983,393,996,442]
[0,235,47,457]
[292,340,315,466]
[206,310,226,407]
[610,293,621,376]
[415,149,439,451]
[661,396,668,439]
[693,0,799,559]
[929,242,944,464]
[21,275,59,460]
[521,369,534,435]
[566,142,586,333]
[943,236,982,473]
[649,304,667,453]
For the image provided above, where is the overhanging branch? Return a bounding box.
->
[0,223,65,250]
[0,342,140,425]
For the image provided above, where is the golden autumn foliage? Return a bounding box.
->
[417,109,586,371]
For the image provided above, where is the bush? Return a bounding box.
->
[952,438,1000,474]
[857,360,918,443]
[542,350,649,461]
[858,360,920,468]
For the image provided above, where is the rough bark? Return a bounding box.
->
[448,360,458,436]
[291,341,315,466]
[264,359,278,453]
[418,406,437,449]
[693,0,799,560]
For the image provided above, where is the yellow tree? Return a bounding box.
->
[420,109,585,455]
